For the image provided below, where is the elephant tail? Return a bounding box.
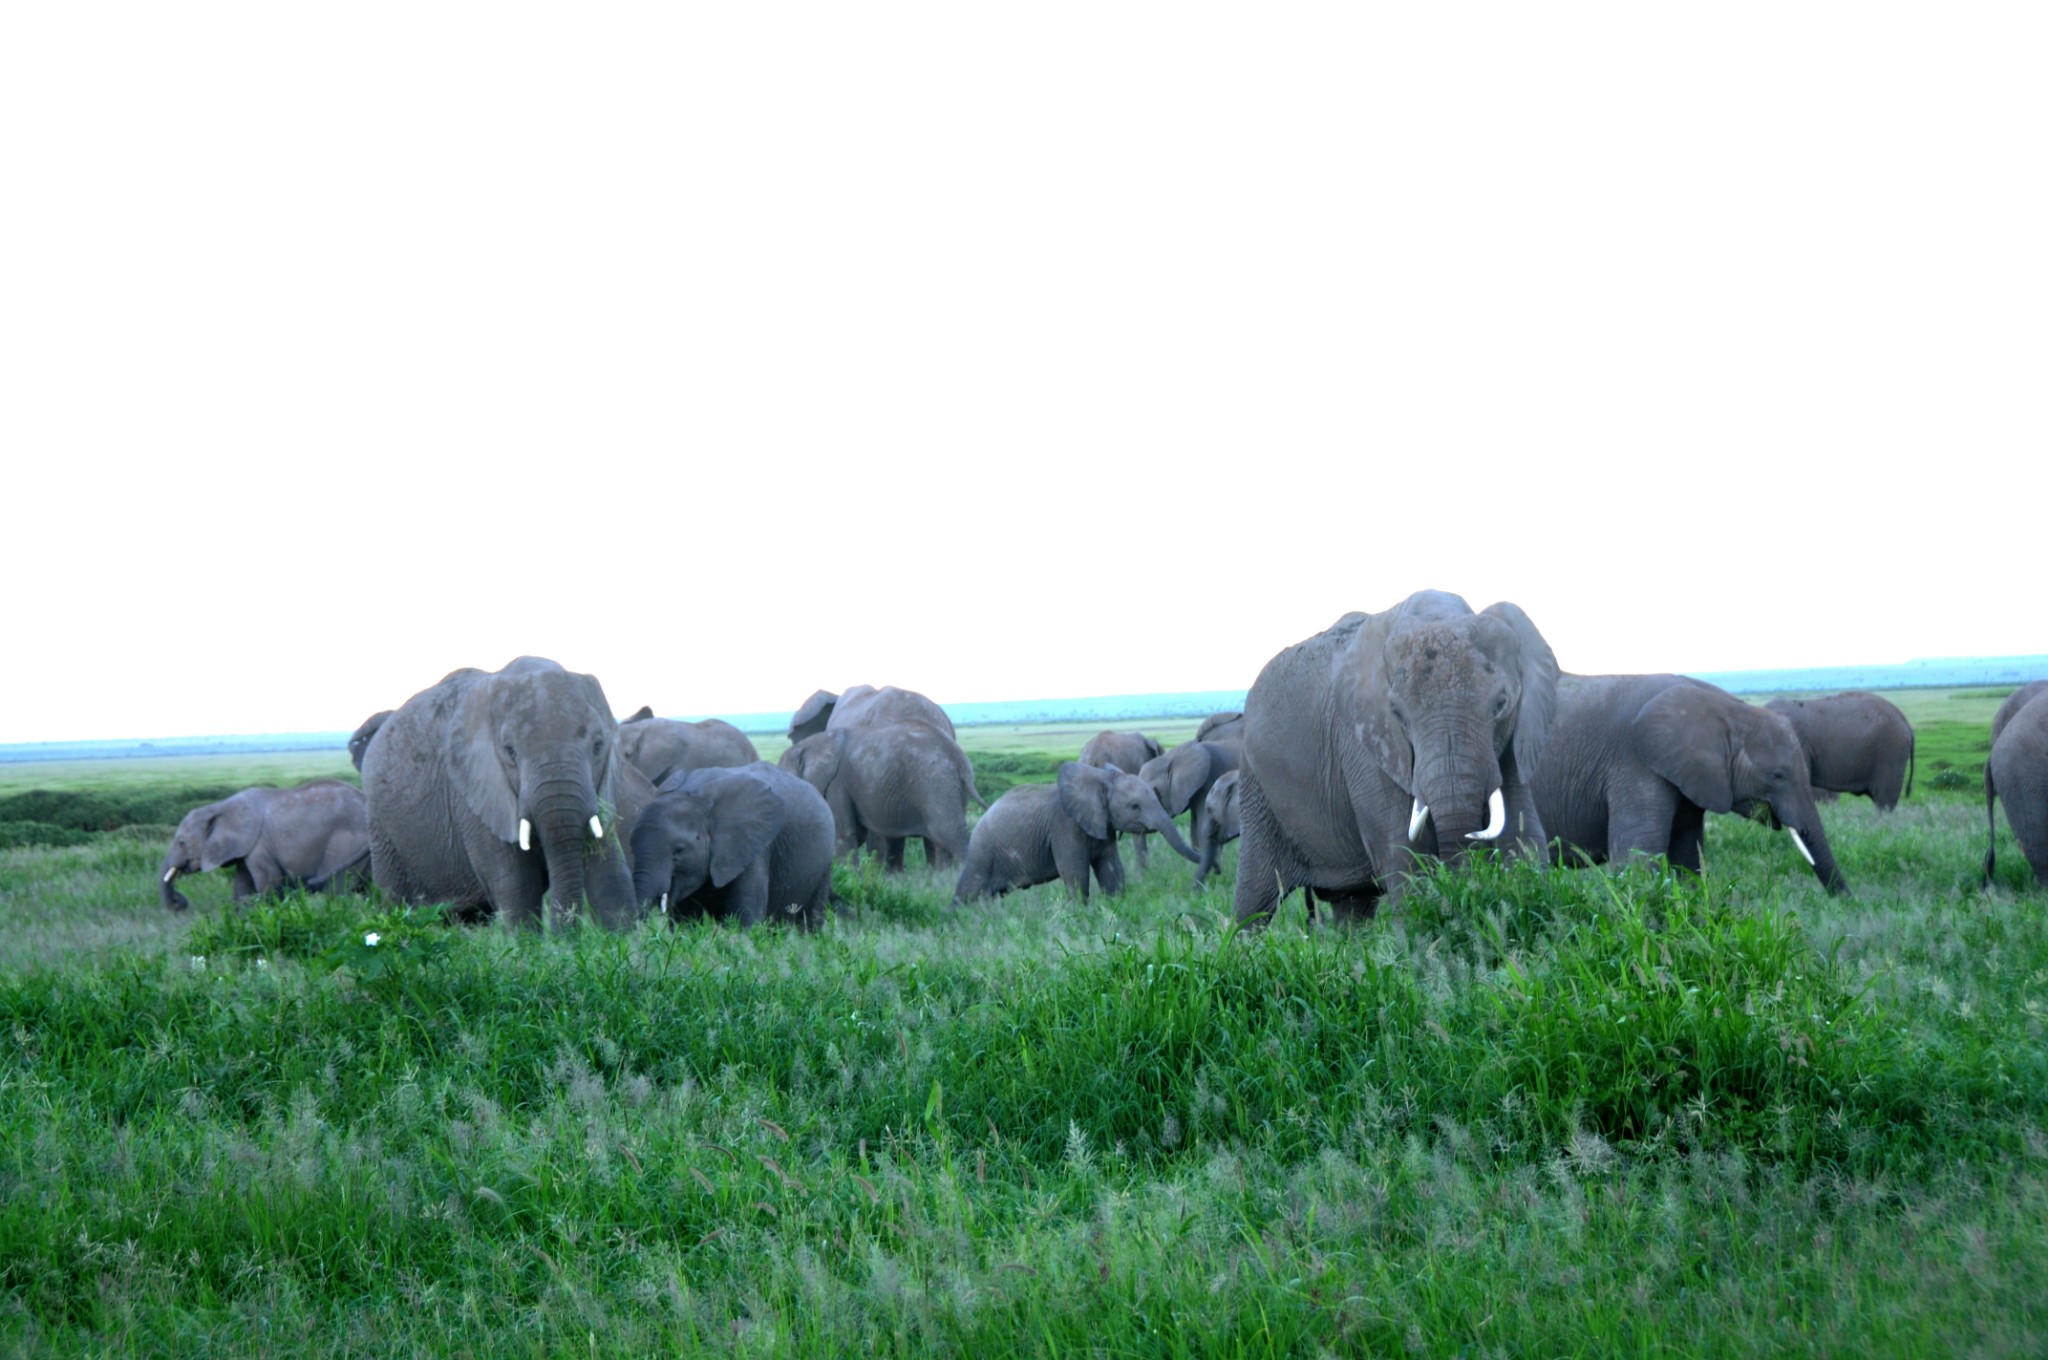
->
[1984,763,1998,887]
[1905,732,1916,800]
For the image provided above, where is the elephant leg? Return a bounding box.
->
[1050,832,1095,902]
[230,863,258,903]
[1231,773,1287,926]
[1093,843,1127,898]
[1871,761,1905,813]
[2005,792,2048,885]
[726,860,771,927]
[1667,802,1707,875]
[881,836,908,872]
[1502,783,1547,863]
[1606,779,1682,868]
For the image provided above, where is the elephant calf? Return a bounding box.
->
[160,781,370,911]
[631,764,835,928]
[1193,769,1242,887]
[952,762,1198,905]
[1985,681,2048,886]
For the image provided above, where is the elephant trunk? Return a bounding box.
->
[1411,735,1502,854]
[1777,795,1849,895]
[160,862,191,912]
[1148,811,1201,865]
[1194,828,1219,885]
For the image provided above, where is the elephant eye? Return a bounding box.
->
[502,743,516,763]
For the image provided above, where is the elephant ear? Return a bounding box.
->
[784,731,845,791]
[197,800,262,871]
[1166,745,1214,817]
[709,775,788,889]
[790,689,838,733]
[1055,762,1112,840]
[449,678,521,842]
[1482,601,1559,784]
[1143,735,1164,762]
[1634,685,1737,813]
[623,705,654,723]
[1343,610,1414,793]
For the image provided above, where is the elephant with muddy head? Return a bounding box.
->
[161,781,370,911]
[363,657,654,929]
[1233,590,1559,926]
[1533,673,1848,893]
[1764,692,1915,811]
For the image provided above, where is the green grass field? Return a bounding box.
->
[1,693,2044,1356]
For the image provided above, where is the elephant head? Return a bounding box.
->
[448,657,637,927]
[1055,762,1200,862]
[159,797,262,911]
[348,710,393,773]
[788,689,841,742]
[1633,682,1846,892]
[630,768,789,916]
[1139,740,1238,821]
[1348,594,1559,850]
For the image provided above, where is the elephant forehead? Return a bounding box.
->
[1380,625,1494,685]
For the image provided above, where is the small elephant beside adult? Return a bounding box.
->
[618,706,760,785]
[1984,681,2048,886]
[1080,731,1164,866]
[952,761,1198,904]
[363,656,654,929]
[160,781,370,911]
[1533,673,1848,893]
[1141,739,1241,869]
[630,763,835,928]
[781,721,984,870]
[1192,768,1242,887]
[788,685,955,742]
[1233,591,1559,926]
[1763,692,1915,811]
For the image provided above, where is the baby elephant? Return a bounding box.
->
[952,761,1198,904]
[1192,769,1242,887]
[630,763,835,929]
[160,781,371,911]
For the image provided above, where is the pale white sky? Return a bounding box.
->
[3,5,2042,743]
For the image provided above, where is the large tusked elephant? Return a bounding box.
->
[160,781,370,910]
[1533,673,1848,893]
[1232,591,1559,926]
[363,656,652,929]
[631,763,835,928]
[781,720,983,870]
[1764,692,1915,810]
[1985,681,2048,885]
[952,761,1198,904]
[618,707,760,785]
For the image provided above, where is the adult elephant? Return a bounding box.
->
[1984,681,2048,885]
[1763,692,1915,811]
[631,763,835,928]
[160,781,370,911]
[1197,711,1245,744]
[1533,674,1847,893]
[1080,730,1164,868]
[952,761,1199,904]
[363,657,651,929]
[1140,739,1241,867]
[1233,591,1558,926]
[618,707,760,785]
[787,685,955,742]
[348,710,393,773]
[780,720,982,870]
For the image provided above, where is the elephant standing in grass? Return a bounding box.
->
[1080,731,1164,867]
[1140,739,1241,869]
[1533,674,1848,893]
[952,761,1198,904]
[618,707,760,785]
[1193,769,1242,887]
[630,764,835,928]
[1764,692,1915,810]
[1233,591,1559,926]
[364,657,652,929]
[781,721,983,870]
[1985,681,2048,885]
[160,781,370,910]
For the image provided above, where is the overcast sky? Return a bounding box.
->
[3,5,2042,743]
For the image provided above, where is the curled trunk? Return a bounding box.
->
[160,863,191,912]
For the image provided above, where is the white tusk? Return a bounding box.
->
[589,815,604,839]
[519,819,531,851]
[1468,788,1508,842]
[660,892,669,914]
[1408,799,1429,841]
[162,868,177,883]
[1788,827,1817,867]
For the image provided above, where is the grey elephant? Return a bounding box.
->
[348,710,393,773]
[1193,768,1242,887]
[1197,711,1245,744]
[787,685,955,742]
[1984,681,2048,885]
[952,761,1199,904]
[630,763,835,928]
[1533,674,1847,893]
[1080,730,1164,866]
[160,781,371,911]
[363,656,653,929]
[1233,591,1559,926]
[1763,692,1915,810]
[1140,739,1241,867]
[618,706,761,785]
[780,720,983,870]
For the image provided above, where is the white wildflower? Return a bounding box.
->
[364,932,381,948]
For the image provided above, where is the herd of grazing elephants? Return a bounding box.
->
[154,591,2048,930]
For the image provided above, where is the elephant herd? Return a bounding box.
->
[155,591,2048,930]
